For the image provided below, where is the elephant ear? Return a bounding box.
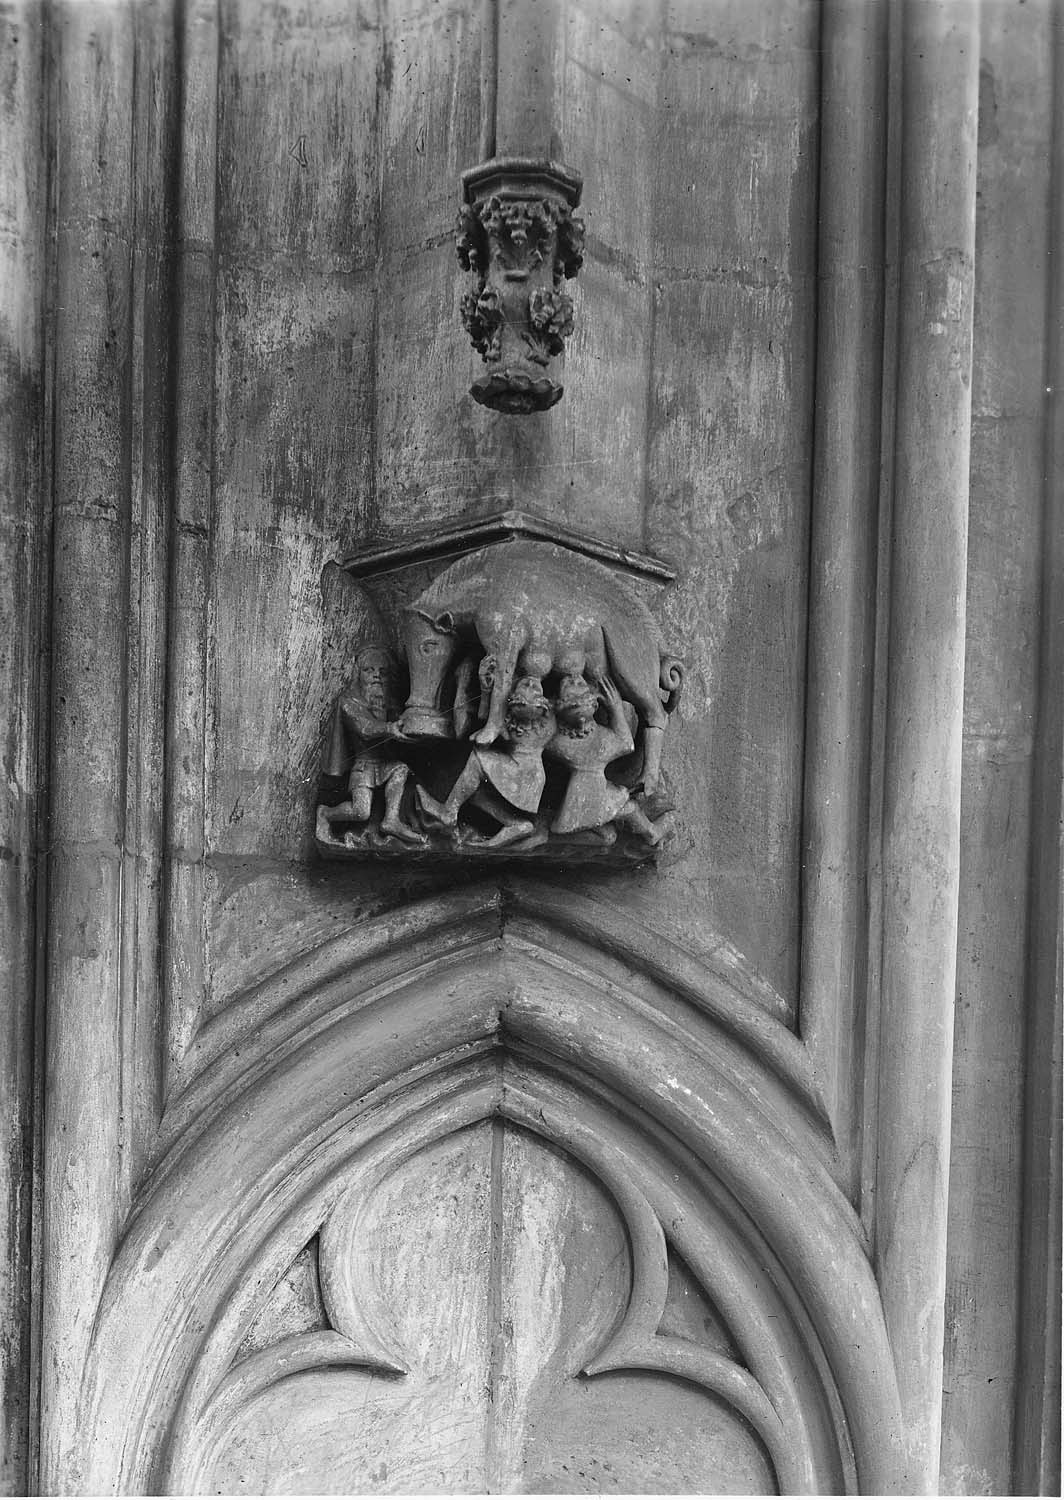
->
[412,607,459,636]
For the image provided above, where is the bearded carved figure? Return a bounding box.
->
[316,644,426,848]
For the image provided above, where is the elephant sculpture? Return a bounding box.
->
[397,541,683,795]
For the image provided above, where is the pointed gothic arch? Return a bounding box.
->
[73,888,905,1494]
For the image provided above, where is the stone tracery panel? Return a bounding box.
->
[71,894,900,1495]
[186,1124,779,1495]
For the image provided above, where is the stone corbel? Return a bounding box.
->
[316,524,683,864]
[456,158,584,413]
[320,127,679,865]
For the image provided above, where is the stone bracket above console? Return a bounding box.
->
[340,509,676,585]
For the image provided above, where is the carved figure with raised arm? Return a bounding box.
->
[416,675,555,848]
[547,674,673,846]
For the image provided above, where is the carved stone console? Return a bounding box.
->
[315,530,683,864]
[456,158,584,413]
[319,141,675,865]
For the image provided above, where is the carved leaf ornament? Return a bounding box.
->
[70,885,906,1494]
[456,159,585,413]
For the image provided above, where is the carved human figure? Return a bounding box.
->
[547,674,672,846]
[317,645,425,845]
[416,676,555,848]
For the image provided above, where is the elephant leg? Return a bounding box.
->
[472,625,524,745]
[616,692,667,795]
[640,724,666,796]
[451,656,479,739]
[604,634,669,793]
[583,632,607,682]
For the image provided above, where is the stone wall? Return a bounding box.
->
[0,0,1059,1493]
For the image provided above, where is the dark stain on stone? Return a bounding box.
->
[978,60,999,148]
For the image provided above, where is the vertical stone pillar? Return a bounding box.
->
[800,0,888,1189]
[876,2,979,1490]
[0,1,47,1491]
[938,3,1057,1487]
[38,3,136,1488]
[494,0,558,158]
[161,0,217,1099]
[1015,6,1064,1487]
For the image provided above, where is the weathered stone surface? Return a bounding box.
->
[940,11,1055,1480]
[193,1127,776,1494]
[799,0,887,1194]
[877,3,979,1487]
[0,3,45,1489]
[1,0,1060,1495]
[70,895,899,1493]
